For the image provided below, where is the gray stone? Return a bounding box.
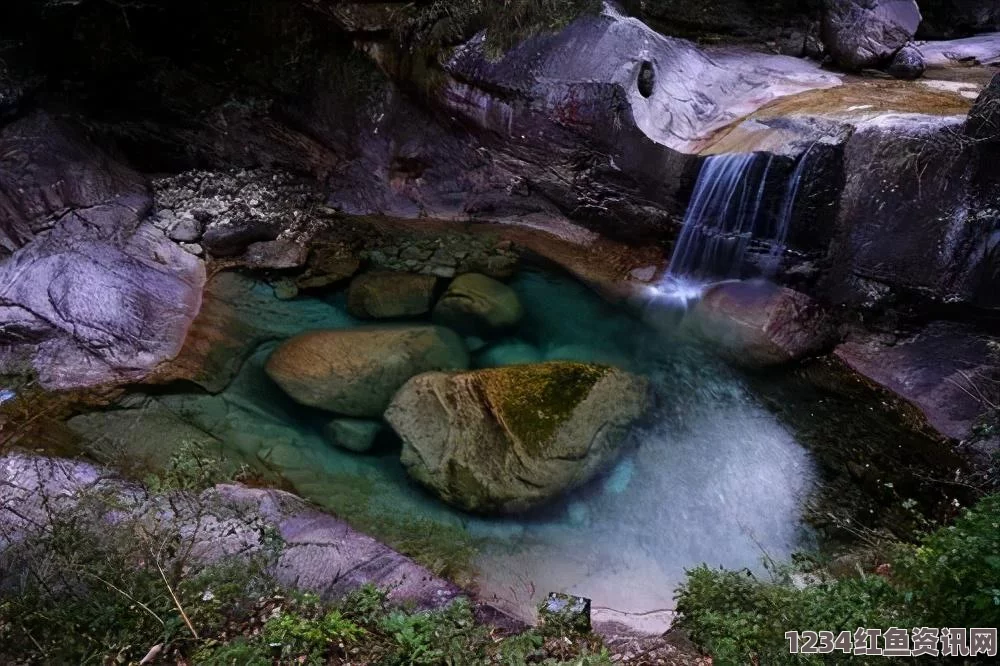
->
[167,213,203,242]
[887,44,925,79]
[243,239,309,270]
[821,0,921,70]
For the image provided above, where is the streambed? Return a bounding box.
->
[36,264,963,633]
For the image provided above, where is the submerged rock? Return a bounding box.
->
[385,362,649,514]
[324,418,383,453]
[821,0,921,71]
[688,281,835,367]
[347,271,437,319]
[476,339,543,367]
[265,325,469,417]
[433,273,524,336]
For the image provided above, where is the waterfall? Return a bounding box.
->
[766,144,816,276]
[666,153,776,281]
[657,148,816,298]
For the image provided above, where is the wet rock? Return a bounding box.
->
[476,340,543,368]
[821,0,921,71]
[324,418,383,453]
[347,271,438,319]
[296,243,361,290]
[821,114,989,307]
[385,362,649,513]
[887,44,925,79]
[266,325,469,417]
[272,278,299,300]
[834,322,1000,442]
[539,593,592,634]
[433,273,524,337]
[687,281,836,367]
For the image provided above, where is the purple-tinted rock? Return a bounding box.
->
[822,0,921,70]
[687,280,836,366]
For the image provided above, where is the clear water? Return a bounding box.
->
[68,268,817,633]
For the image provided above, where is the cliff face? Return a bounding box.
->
[0,0,997,446]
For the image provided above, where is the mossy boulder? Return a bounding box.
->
[385,362,649,514]
[347,271,437,319]
[432,273,523,336]
[265,325,469,417]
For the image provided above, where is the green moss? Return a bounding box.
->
[479,362,610,455]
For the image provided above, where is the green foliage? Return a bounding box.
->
[893,493,1000,626]
[263,608,365,662]
[380,598,489,665]
[675,494,1000,665]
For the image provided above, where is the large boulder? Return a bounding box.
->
[821,0,921,70]
[0,112,205,389]
[432,273,524,336]
[265,325,469,417]
[687,281,835,366]
[347,271,438,319]
[385,362,650,514]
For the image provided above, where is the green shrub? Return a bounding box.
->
[675,494,1000,665]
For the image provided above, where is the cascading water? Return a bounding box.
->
[765,144,817,276]
[651,147,815,306]
[666,152,776,282]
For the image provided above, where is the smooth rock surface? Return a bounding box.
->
[266,325,469,417]
[386,362,649,514]
[433,274,524,336]
[687,281,836,366]
[347,271,438,319]
[834,322,999,441]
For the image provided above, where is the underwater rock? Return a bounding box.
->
[347,271,437,319]
[821,0,921,71]
[688,281,835,367]
[433,273,524,337]
[476,340,543,368]
[296,242,361,290]
[266,325,469,417]
[324,417,383,453]
[385,362,649,514]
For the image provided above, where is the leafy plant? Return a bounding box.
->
[675,493,1000,665]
